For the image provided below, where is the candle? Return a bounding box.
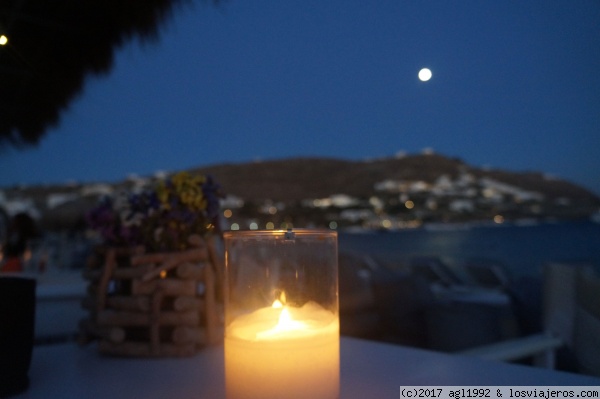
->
[223,229,339,399]
[225,299,339,399]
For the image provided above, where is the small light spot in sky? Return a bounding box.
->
[418,68,432,82]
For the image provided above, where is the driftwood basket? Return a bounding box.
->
[80,236,222,357]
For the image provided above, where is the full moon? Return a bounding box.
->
[418,68,432,82]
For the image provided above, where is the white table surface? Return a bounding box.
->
[16,337,600,399]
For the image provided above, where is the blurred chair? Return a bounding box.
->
[427,298,519,353]
[408,256,464,287]
[463,257,511,290]
[338,251,379,339]
[338,251,436,346]
[548,263,600,376]
[460,262,600,377]
[371,272,434,347]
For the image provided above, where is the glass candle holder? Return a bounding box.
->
[223,229,339,399]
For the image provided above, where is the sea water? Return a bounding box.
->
[338,220,600,279]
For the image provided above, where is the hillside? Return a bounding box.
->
[192,154,598,203]
[2,153,599,230]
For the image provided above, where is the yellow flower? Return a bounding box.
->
[156,182,168,203]
[172,172,187,187]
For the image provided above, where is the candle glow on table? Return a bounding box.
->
[225,295,340,399]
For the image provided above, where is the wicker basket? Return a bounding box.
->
[80,236,222,357]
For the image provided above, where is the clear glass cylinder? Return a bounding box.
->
[223,229,339,399]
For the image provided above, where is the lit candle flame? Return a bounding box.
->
[276,308,303,330]
[271,291,286,308]
[257,291,304,339]
[257,307,305,339]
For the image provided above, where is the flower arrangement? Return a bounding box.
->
[86,172,222,252]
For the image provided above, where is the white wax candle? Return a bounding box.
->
[225,301,339,399]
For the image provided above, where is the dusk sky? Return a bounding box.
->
[1,1,599,194]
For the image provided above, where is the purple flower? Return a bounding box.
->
[86,173,223,252]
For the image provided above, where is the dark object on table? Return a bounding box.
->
[0,276,36,397]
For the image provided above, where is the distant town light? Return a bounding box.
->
[249,222,258,230]
[405,200,415,209]
[483,188,495,198]
[223,209,233,218]
[328,221,338,230]
[230,223,240,231]
[266,222,275,229]
[0,35,7,46]
[494,215,504,224]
